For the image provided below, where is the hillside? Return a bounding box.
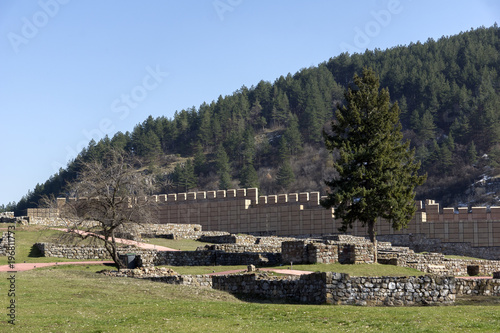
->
[13,25,500,215]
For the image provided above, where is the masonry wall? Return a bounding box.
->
[34,243,155,260]
[138,250,282,267]
[212,272,456,306]
[456,278,500,296]
[281,239,374,265]
[43,189,500,248]
[377,234,500,260]
[26,208,59,218]
[107,268,499,305]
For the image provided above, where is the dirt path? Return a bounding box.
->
[0,229,181,272]
[0,261,114,272]
[52,228,180,251]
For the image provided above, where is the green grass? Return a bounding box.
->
[163,263,424,276]
[141,237,211,251]
[1,224,499,332]
[0,225,108,266]
[444,255,484,260]
[0,267,500,332]
[418,252,483,261]
[282,263,424,276]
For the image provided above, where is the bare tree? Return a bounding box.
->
[55,149,158,269]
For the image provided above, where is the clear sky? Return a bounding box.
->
[0,0,499,206]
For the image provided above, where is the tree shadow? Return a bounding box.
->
[28,245,44,258]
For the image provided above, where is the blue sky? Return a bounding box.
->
[0,0,499,206]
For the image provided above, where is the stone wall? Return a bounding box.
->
[35,242,150,260]
[29,190,500,252]
[26,208,59,218]
[0,231,15,256]
[138,250,281,268]
[212,272,456,306]
[101,267,213,287]
[28,217,98,228]
[378,246,500,276]
[0,212,16,223]
[377,234,500,260]
[456,278,500,296]
[199,244,281,254]
[105,268,500,306]
[371,200,500,247]
[199,234,296,247]
[281,238,374,265]
[116,223,205,240]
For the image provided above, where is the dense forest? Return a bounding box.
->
[13,25,500,215]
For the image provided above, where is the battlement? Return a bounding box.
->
[414,200,500,222]
[111,188,322,208]
[22,188,500,247]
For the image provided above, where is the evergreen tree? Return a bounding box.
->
[321,68,426,249]
[172,159,198,192]
[467,141,478,164]
[440,144,453,174]
[276,160,295,190]
[241,128,256,165]
[193,143,206,176]
[419,110,437,142]
[198,106,213,148]
[283,112,303,155]
[277,136,290,162]
[215,144,232,190]
[271,91,290,127]
[239,162,259,188]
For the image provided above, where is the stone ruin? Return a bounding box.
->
[3,214,500,306]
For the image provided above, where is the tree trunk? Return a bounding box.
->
[368,220,378,263]
[105,229,124,270]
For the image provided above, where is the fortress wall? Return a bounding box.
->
[27,188,500,247]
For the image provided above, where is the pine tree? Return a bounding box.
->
[440,144,453,174]
[276,160,295,189]
[322,68,426,250]
[283,112,303,155]
[193,143,206,176]
[467,141,478,164]
[215,144,232,190]
[239,162,259,188]
[419,110,437,142]
[172,159,198,192]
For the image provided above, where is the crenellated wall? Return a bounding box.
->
[31,189,500,248]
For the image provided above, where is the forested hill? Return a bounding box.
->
[13,25,500,214]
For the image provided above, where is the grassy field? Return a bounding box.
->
[140,237,211,251]
[0,224,499,332]
[0,225,110,266]
[0,266,500,332]
[164,263,424,276]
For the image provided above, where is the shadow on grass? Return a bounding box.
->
[229,292,302,305]
[28,245,44,258]
[39,262,119,272]
[455,296,500,306]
